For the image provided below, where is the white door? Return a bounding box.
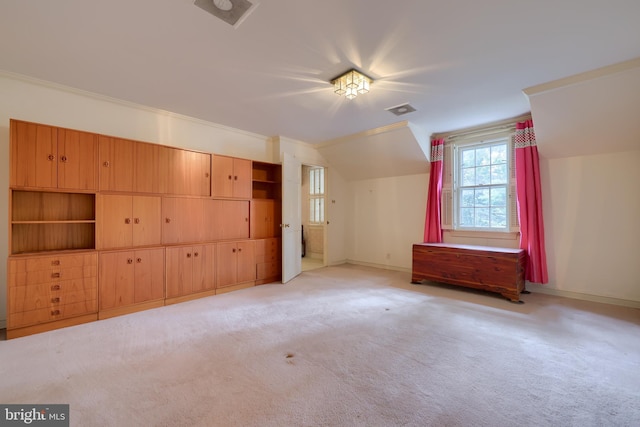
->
[282,152,302,282]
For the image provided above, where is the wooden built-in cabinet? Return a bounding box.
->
[7,118,282,339]
[7,252,98,339]
[165,244,216,302]
[216,241,256,289]
[212,155,252,199]
[255,238,281,285]
[98,248,165,318]
[11,120,98,191]
[97,195,161,249]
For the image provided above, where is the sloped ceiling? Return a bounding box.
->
[525,58,640,159]
[316,122,430,181]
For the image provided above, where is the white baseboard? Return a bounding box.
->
[345,259,411,274]
[527,285,640,309]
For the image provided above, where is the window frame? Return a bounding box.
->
[308,167,325,225]
[453,137,511,232]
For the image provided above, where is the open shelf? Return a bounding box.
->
[252,161,281,200]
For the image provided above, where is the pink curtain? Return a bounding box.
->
[424,138,445,243]
[514,120,548,283]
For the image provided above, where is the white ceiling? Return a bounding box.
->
[1,0,640,177]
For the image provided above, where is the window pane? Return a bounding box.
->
[462,168,475,186]
[491,164,507,184]
[491,144,507,164]
[460,208,474,227]
[462,149,475,168]
[318,198,324,222]
[461,189,475,207]
[490,187,506,206]
[475,208,490,227]
[475,188,490,206]
[476,166,491,185]
[491,207,506,228]
[476,147,491,166]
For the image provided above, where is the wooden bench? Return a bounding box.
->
[411,243,527,302]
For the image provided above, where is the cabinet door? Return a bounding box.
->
[10,120,58,189]
[57,128,98,190]
[133,248,164,303]
[99,251,135,310]
[162,197,204,244]
[236,240,256,284]
[192,244,215,293]
[135,142,164,194]
[211,200,249,240]
[182,150,211,197]
[99,136,134,192]
[132,196,162,247]
[166,246,193,298]
[251,199,281,239]
[212,155,235,198]
[216,242,237,288]
[98,195,133,249]
[232,158,252,199]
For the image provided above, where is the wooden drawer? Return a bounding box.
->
[8,253,97,273]
[9,277,97,313]
[8,300,98,329]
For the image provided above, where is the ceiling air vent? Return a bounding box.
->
[194,0,257,27]
[386,103,416,116]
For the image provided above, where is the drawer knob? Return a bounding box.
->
[51,260,61,266]
[51,297,61,303]
[51,272,61,279]
[51,284,61,291]
[51,309,61,316]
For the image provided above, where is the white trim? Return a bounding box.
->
[527,285,640,309]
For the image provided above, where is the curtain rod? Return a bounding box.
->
[431,112,532,141]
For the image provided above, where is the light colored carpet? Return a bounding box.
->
[1,264,639,426]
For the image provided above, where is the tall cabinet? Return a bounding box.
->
[7,119,283,339]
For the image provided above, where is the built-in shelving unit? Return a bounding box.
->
[252,161,282,200]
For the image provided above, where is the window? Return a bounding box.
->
[456,139,509,230]
[309,167,324,224]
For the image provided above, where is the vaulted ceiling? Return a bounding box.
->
[1,1,639,179]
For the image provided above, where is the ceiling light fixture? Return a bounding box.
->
[330,69,373,100]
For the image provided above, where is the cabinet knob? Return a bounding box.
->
[165,218,171,223]
[234,175,238,181]
[103,161,110,167]
[51,260,61,266]
[228,175,232,180]
[187,253,192,258]
[194,252,199,257]
[125,218,131,224]
[51,272,61,279]
[51,297,61,303]
[47,154,55,161]
[60,155,68,162]
[51,284,61,291]
[137,258,142,263]
[205,173,210,178]
[51,309,61,316]
[127,258,133,264]
[238,248,242,252]
[232,248,236,253]
[134,218,140,224]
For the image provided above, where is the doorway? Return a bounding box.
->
[301,164,326,271]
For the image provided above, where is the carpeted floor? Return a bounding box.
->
[1,264,639,426]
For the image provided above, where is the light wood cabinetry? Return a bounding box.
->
[7,119,283,338]
[166,244,216,301]
[98,248,165,316]
[212,155,251,199]
[7,252,98,338]
[162,197,205,244]
[99,136,134,192]
[97,195,161,249]
[216,240,256,288]
[10,120,98,190]
[255,238,281,285]
[251,199,281,239]
[10,190,96,255]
